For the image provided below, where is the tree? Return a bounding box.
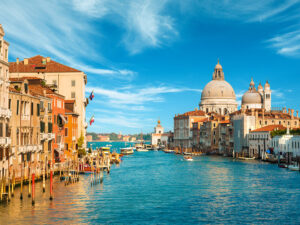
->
[77,131,86,157]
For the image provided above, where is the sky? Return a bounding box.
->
[1,0,300,134]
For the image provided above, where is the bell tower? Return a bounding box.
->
[263,81,271,111]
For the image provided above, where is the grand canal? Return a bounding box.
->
[1,143,300,224]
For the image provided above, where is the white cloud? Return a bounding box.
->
[267,30,300,57]
[86,85,202,106]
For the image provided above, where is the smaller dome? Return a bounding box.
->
[242,89,263,105]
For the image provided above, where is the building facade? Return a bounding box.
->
[174,109,207,148]
[9,55,87,147]
[248,125,285,158]
[151,120,169,146]
[0,24,11,179]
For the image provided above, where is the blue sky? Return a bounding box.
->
[1,0,300,134]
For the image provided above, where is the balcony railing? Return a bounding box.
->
[38,145,43,151]
[0,137,6,146]
[48,133,55,140]
[5,137,11,146]
[0,108,11,118]
[40,133,48,140]
[21,114,30,120]
[72,136,76,141]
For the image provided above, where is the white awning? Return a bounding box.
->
[59,114,67,124]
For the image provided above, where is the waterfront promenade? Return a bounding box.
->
[1,148,300,224]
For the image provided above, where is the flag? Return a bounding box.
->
[89,115,95,126]
[89,90,94,100]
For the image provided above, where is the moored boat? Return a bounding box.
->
[288,165,300,171]
[163,149,175,153]
[120,147,134,155]
[184,156,194,161]
[100,147,111,154]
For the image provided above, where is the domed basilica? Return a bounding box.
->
[199,60,238,115]
[241,78,271,111]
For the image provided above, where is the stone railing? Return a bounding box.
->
[5,137,11,146]
[48,133,55,140]
[21,114,30,121]
[40,133,48,140]
[0,108,11,118]
[0,137,6,146]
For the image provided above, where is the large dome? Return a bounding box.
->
[201,80,236,100]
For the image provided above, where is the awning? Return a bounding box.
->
[59,114,67,124]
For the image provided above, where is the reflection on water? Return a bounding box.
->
[1,150,300,224]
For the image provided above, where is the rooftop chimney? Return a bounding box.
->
[46,57,51,62]
[24,58,28,65]
[297,110,299,118]
[42,58,46,64]
[288,108,291,115]
[16,58,19,64]
[291,109,294,119]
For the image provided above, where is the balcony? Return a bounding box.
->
[33,145,37,151]
[26,145,33,151]
[21,114,30,120]
[38,145,43,151]
[48,133,55,140]
[0,137,6,146]
[40,133,48,140]
[18,146,25,153]
[58,143,64,151]
[0,108,11,118]
[5,137,11,146]
[72,136,76,141]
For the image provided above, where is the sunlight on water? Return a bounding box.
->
[1,142,300,224]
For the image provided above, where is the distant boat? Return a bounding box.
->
[120,147,134,155]
[106,144,112,147]
[163,149,174,153]
[184,156,194,161]
[237,156,255,160]
[288,165,300,171]
[100,147,110,154]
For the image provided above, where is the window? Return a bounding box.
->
[40,101,44,111]
[40,121,45,133]
[8,99,11,109]
[31,103,33,115]
[48,123,53,133]
[57,100,61,108]
[37,103,40,116]
[16,100,19,115]
[48,102,52,112]
[24,83,28,93]
[65,128,68,137]
[0,123,2,137]
[53,80,57,86]
[71,92,75,98]
[71,80,75,87]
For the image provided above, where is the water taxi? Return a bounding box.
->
[135,143,148,152]
[120,147,134,155]
[100,147,110,154]
[184,156,194,161]
[288,164,300,171]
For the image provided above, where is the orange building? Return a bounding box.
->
[122,135,130,142]
[64,100,79,159]
[98,135,110,142]
[86,135,93,142]
[27,78,66,163]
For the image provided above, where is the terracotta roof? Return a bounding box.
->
[219,120,230,124]
[192,118,209,123]
[9,55,81,73]
[9,87,20,93]
[65,100,75,103]
[175,110,206,118]
[251,125,286,132]
[152,133,171,136]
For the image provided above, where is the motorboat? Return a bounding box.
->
[135,144,148,152]
[163,149,175,153]
[120,147,134,155]
[145,144,153,150]
[100,147,110,154]
[184,156,194,161]
[288,165,300,171]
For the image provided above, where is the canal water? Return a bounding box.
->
[1,143,300,224]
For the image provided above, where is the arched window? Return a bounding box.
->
[218,71,220,77]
